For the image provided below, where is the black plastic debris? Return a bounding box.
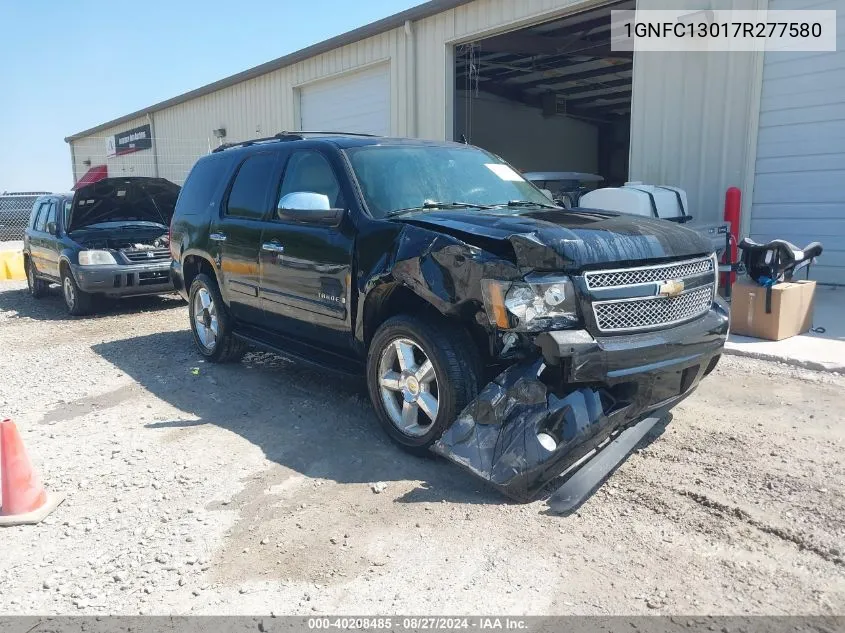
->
[432,358,610,503]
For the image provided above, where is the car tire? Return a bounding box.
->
[367,314,481,455]
[188,273,247,363]
[61,267,94,316]
[26,258,49,299]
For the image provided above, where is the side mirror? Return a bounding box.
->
[46,221,58,235]
[277,192,344,226]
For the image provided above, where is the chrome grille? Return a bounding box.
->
[593,285,713,333]
[121,248,170,263]
[585,257,714,289]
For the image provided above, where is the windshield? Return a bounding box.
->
[345,145,556,219]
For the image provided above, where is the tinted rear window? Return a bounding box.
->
[175,157,232,217]
[225,153,277,220]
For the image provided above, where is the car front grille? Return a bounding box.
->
[138,270,170,286]
[592,285,714,333]
[584,255,716,334]
[585,257,714,289]
[121,248,170,263]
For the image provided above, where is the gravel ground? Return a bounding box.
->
[0,280,843,616]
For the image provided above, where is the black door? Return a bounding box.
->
[258,149,354,351]
[210,152,280,323]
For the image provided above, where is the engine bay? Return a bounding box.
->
[78,232,169,252]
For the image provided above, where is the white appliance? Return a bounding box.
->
[579,182,689,220]
[579,182,729,258]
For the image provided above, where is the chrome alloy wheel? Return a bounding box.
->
[63,275,75,307]
[378,338,440,437]
[193,287,219,351]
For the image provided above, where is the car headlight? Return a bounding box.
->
[78,250,117,266]
[482,275,579,332]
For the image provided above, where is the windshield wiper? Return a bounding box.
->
[386,201,494,217]
[493,200,559,210]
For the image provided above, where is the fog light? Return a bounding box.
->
[537,432,557,452]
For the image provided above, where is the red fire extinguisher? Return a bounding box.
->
[722,187,741,289]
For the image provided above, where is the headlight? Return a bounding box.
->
[482,275,579,331]
[78,250,117,266]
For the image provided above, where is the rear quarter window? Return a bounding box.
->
[175,156,233,217]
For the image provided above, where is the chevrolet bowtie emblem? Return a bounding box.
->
[657,279,685,298]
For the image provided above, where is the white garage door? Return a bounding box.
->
[750,0,845,284]
[300,65,390,136]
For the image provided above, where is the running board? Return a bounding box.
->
[547,412,664,515]
[233,327,364,377]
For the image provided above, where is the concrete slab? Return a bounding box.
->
[0,240,23,252]
[724,284,845,372]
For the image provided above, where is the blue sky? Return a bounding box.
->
[0,0,423,193]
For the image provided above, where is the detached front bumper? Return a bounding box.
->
[72,261,174,297]
[432,301,729,505]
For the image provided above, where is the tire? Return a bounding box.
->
[26,258,49,299]
[61,267,94,316]
[367,314,481,455]
[188,273,246,363]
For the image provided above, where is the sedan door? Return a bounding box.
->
[209,151,281,324]
[258,149,354,351]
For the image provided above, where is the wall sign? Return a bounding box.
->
[107,123,152,158]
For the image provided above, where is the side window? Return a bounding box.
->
[225,153,277,220]
[33,202,50,231]
[176,156,232,216]
[44,202,57,232]
[277,151,344,215]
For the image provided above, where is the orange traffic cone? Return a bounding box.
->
[0,419,63,526]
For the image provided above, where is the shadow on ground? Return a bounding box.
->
[0,285,183,321]
[91,330,504,506]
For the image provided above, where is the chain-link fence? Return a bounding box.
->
[0,192,50,242]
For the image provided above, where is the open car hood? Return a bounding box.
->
[68,177,180,233]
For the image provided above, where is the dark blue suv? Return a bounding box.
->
[23,178,179,315]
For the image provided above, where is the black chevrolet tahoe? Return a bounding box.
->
[170,133,729,510]
[23,178,179,315]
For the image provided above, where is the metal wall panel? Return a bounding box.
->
[629,0,767,229]
[69,116,157,185]
[750,0,845,284]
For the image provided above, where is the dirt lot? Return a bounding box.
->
[0,280,843,616]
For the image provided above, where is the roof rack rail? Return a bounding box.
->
[211,130,379,153]
[295,131,379,137]
[2,191,52,196]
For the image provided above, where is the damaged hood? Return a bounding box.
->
[68,177,180,233]
[394,208,712,271]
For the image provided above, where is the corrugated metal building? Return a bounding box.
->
[65,0,844,283]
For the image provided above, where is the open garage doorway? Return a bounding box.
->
[454,1,634,205]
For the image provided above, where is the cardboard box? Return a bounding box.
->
[730,280,816,341]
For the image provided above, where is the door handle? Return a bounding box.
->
[261,242,285,253]
[209,233,227,242]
